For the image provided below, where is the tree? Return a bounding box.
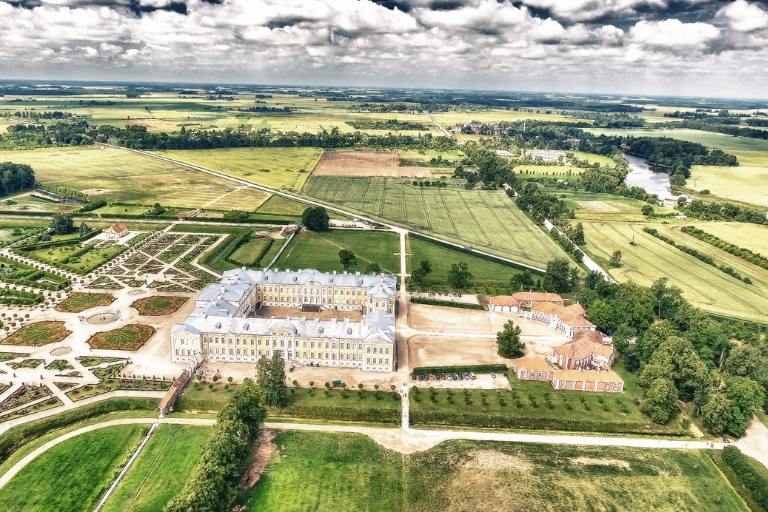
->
[544,258,572,292]
[256,353,288,408]
[496,320,524,358]
[640,378,678,424]
[510,269,535,291]
[447,262,472,289]
[724,376,765,436]
[146,202,166,216]
[641,204,654,216]
[50,214,74,235]
[302,206,329,231]
[365,261,382,274]
[78,222,90,236]
[701,391,732,436]
[410,259,432,289]
[608,250,622,267]
[571,222,585,245]
[338,250,357,270]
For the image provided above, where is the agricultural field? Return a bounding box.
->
[686,222,768,255]
[0,146,270,209]
[254,195,308,218]
[274,230,400,274]
[303,177,568,268]
[314,150,441,178]
[582,221,768,322]
[0,425,146,512]
[408,237,528,293]
[430,109,591,126]
[102,425,210,512]
[245,431,745,512]
[152,147,323,192]
[542,188,675,222]
[587,127,768,207]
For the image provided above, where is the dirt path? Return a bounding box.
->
[240,429,277,489]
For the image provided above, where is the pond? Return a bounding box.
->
[624,153,675,201]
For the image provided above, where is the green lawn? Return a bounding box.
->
[302,177,569,268]
[153,147,323,192]
[410,363,682,435]
[102,425,210,512]
[541,187,675,222]
[0,146,270,209]
[408,236,531,294]
[228,236,273,267]
[274,230,400,274]
[245,431,746,512]
[582,221,768,323]
[254,195,308,217]
[0,425,145,512]
[25,241,124,274]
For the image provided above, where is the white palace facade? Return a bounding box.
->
[171,268,397,372]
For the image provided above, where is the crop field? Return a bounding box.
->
[274,230,400,274]
[582,221,768,322]
[0,425,145,512]
[102,425,210,512]
[0,146,270,209]
[431,109,591,126]
[541,188,676,222]
[313,150,433,177]
[587,127,768,206]
[152,147,323,192]
[255,195,308,217]
[686,222,768,255]
[245,431,745,512]
[303,177,568,268]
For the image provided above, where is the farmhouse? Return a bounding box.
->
[105,223,129,240]
[171,268,397,372]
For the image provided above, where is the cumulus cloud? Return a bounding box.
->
[0,0,765,97]
[717,0,768,32]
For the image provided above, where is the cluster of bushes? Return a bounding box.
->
[409,410,684,435]
[681,226,768,271]
[77,199,107,213]
[682,199,767,225]
[412,364,507,375]
[719,446,768,510]
[165,379,265,512]
[0,398,158,464]
[411,179,448,188]
[409,297,485,310]
[0,288,42,305]
[643,228,752,284]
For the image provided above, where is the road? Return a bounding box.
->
[423,111,454,139]
[0,415,738,491]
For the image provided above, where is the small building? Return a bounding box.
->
[105,223,129,240]
[488,295,521,313]
[511,291,565,309]
[530,302,596,339]
[524,149,568,164]
[552,369,624,392]
[549,336,616,370]
[511,357,554,381]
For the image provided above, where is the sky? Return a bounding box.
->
[1,0,767,98]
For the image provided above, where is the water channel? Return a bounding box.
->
[623,153,675,202]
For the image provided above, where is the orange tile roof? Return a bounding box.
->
[553,339,615,359]
[532,302,595,328]
[566,303,586,316]
[574,331,604,344]
[110,223,128,233]
[553,368,624,384]
[512,357,554,373]
[511,291,564,304]
[489,295,520,307]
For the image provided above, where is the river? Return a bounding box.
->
[623,153,675,202]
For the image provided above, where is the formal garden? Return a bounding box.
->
[86,324,155,350]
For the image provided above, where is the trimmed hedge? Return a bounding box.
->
[410,297,485,310]
[412,364,507,375]
[0,397,159,464]
[200,231,248,270]
[720,446,768,510]
[682,225,768,272]
[274,404,400,424]
[409,409,686,435]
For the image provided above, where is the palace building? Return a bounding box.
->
[171,268,397,372]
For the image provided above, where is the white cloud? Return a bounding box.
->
[629,19,720,47]
[717,0,768,32]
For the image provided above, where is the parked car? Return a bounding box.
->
[411,373,417,380]
[490,372,496,378]
[452,373,459,380]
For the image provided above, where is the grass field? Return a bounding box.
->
[542,188,676,222]
[86,324,155,350]
[274,230,400,274]
[431,109,591,125]
[686,222,768,255]
[0,425,145,512]
[102,425,210,512]
[245,431,746,512]
[55,292,115,313]
[26,242,124,274]
[408,236,528,293]
[254,195,308,217]
[153,147,323,192]
[0,146,270,209]
[303,177,568,268]
[2,321,71,346]
[582,221,768,322]
[587,127,768,207]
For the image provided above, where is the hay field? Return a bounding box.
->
[153,147,322,192]
[303,176,568,268]
[0,146,270,209]
[582,221,768,322]
[686,222,768,255]
[313,151,433,177]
